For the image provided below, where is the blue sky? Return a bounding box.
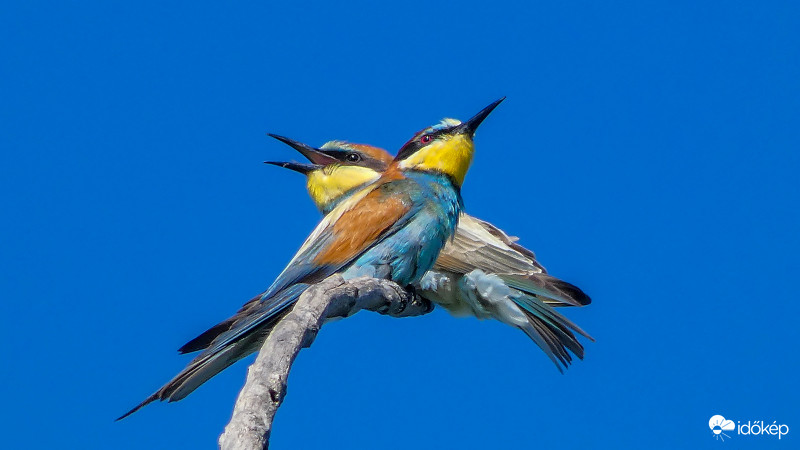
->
[1,1,798,448]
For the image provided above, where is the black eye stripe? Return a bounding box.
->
[322,149,373,166]
[323,150,356,161]
[395,127,453,161]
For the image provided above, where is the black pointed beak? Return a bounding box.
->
[457,97,505,137]
[267,133,339,165]
[264,161,323,175]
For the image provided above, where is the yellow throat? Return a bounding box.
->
[398,132,474,187]
[306,165,381,212]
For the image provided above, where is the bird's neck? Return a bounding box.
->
[396,134,474,187]
[307,166,381,214]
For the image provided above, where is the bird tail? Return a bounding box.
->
[500,273,591,307]
[117,286,304,420]
[460,270,592,373]
[177,293,264,354]
[511,292,594,373]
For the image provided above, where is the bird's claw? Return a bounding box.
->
[374,283,431,317]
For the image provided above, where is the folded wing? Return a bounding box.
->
[435,214,590,307]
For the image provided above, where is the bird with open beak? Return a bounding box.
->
[119,98,505,419]
[263,129,593,372]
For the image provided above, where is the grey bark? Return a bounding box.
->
[218,275,432,450]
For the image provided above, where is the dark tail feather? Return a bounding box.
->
[178,293,264,354]
[117,319,277,421]
[502,273,591,307]
[524,319,570,373]
[512,291,594,372]
[118,285,305,420]
[178,321,235,354]
[117,392,159,421]
[538,275,591,306]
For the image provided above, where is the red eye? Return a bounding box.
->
[420,135,432,143]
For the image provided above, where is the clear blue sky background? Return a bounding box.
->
[1,1,798,448]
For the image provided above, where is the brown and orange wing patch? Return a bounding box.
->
[313,188,410,266]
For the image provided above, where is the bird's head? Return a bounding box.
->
[393,97,504,187]
[266,135,390,212]
[317,141,394,171]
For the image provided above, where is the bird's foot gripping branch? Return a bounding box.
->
[218,275,432,450]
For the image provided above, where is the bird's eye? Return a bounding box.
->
[345,153,361,162]
[420,135,432,144]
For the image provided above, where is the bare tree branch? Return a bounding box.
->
[218,275,432,450]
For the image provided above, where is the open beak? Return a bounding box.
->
[264,161,323,174]
[268,134,339,165]
[457,97,506,137]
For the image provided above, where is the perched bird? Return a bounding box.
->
[265,137,593,371]
[118,98,504,419]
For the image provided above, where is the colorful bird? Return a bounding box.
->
[118,98,504,420]
[265,137,593,371]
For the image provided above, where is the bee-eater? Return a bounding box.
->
[118,98,504,420]
[264,137,593,371]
